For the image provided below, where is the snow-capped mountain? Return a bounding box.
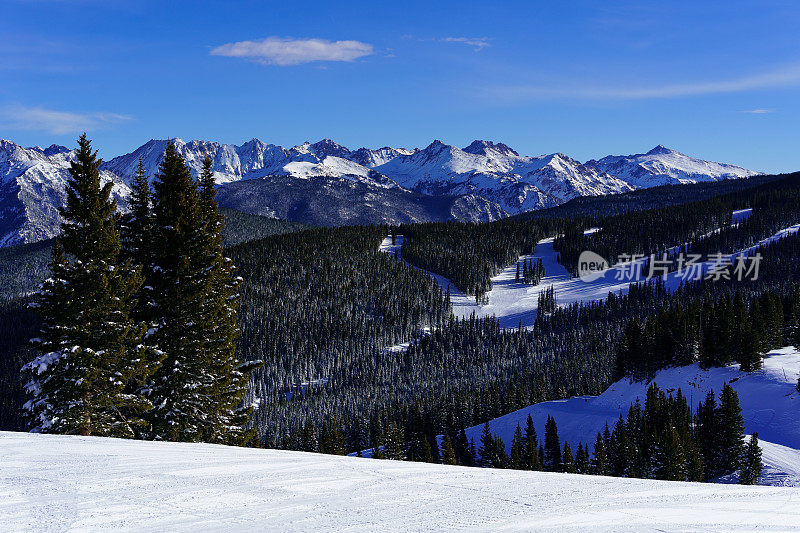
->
[0,137,760,247]
[100,138,399,189]
[0,139,130,247]
[372,140,635,212]
[587,145,759,188]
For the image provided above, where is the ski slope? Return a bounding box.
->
[3,431,800,532]
[380,209,798,330]
[461,347,800,486]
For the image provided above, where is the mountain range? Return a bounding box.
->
[0,137,758,247]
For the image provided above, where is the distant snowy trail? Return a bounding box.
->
[381,210,798,331]
[3,431,800,532]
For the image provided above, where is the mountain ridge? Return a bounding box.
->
[0,137,760,247]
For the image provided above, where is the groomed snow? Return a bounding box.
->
[2,431,800,532]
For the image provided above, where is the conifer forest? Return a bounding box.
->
[2,136,800,489]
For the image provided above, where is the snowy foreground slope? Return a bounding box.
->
[2,431,800,532]
[463,347,800,487]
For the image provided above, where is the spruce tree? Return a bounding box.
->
[383,421,406,460]
[478,421,497,467]
[522,414,542,470]
[148,146,257,443]
[509,424,523,469]
[739,433,762,485]
[694,390,720,479]
[562,442,576,473]
[591,432,609,475]
[543,415,561,471]
[441,433,458,465]
[717,384,746,475]
[23,134,157,438]
[575,443,591,474]
[119,158,155,324]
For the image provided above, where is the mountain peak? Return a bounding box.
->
[646,144,675,156]
[462,140,519,157]
[423,139,449,152]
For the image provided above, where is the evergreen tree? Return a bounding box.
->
[543,415,561,471]
[739,433,762,485]
[478,421,506,468]
[119,159,155,326]
[591,433,609,475]
[575,443,591,474]
[23,134,157,438]
[441,433,458,465]
[717,384,746,475]
[383,421,406,460]
[562,441,576,473]
[694,390,720,479]
[509,424,523,469]
[522,414,542,470]
[148,146,256,443]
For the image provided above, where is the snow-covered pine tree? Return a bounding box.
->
[119,158,155,325]
[383,421,406,460]
[22,134,157,438]
[148,148,258,444]
[196,156,261,444]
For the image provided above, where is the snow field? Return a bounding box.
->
[2,430,799,532]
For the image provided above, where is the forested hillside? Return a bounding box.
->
[3,158,800,483]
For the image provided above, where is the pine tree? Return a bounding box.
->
[739,433,762,485]
[23,134,158,438]
[562,442,576,473]
[441,433,458,465]
[575,443,591,474]
[148,145,257,443]
[522,414,542,470]
[509,424,523,469]
[383,421,406,460]
[478,422,506,468]
[591,432,609,475]
[543,415,561,471]
[694,390,720,479]
[718,383,746,476]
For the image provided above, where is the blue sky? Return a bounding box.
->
[2,0,799,172]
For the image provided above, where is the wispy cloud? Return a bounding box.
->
[485,62,800,101]
[442,37,491,51]
[210,37,374,66]
[742,108,777,114]
[0,104,132,134]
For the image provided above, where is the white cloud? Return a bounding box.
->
[442,37,490,51]
[0,105,132,134]
[210,37,374,66]
[484,62,800,101]
[742,108,777,114]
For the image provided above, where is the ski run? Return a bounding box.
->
[2,430,800,532]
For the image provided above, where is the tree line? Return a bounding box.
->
[466,383,761,484]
